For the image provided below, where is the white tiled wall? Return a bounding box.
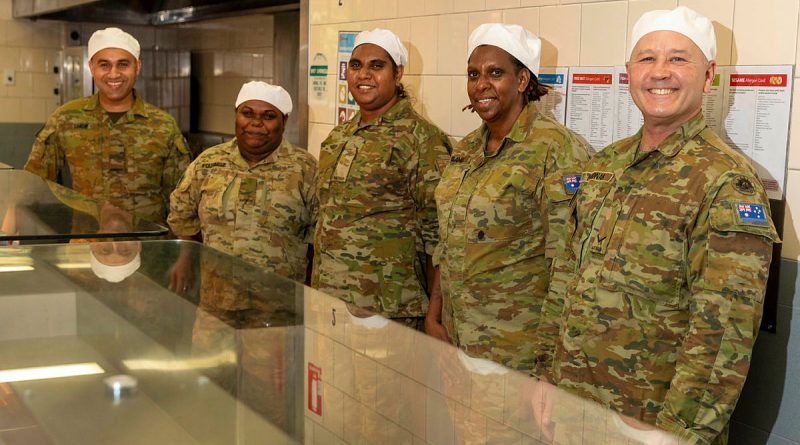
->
[0,0,61,123]
[307,0,800,261]
[176,15,276,135]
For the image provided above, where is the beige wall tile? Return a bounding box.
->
[31,73,56,98]
[308,122,334,158]
[5,20,32,47]
[0,47,19,72]
[383,18,411,45]
[322,382,345,438]
[485,417,523,443]
[504,7,540,34]
[732,0,798,65]
[437,14,469,75]
[521,0,558,5]
[18,98,45,123]
[782,169,800,260]
[408,16,438,75]
[351,0,376,21]
[0,0,10,20]
[468,10,504,34]
[539,5,581,66]
[580,1,627,66]
[425,0,454,15]
[679,0,734,65]
[0,97,20,121]
[370,0,398,20]
[263,52,274,78]
[6,72,32,97]
[403,74,423,105]
[425,389,456,445]
[31,21,63,48]
[454,0,485,13]
[421,75,452,133]
[310,0,330,25]
[397,0,425,18]
[491,0,521,8]
[470,371,506,422]
[450,75,482,137]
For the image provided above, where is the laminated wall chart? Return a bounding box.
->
[536,67,569,124]
[561,65,793,200]
[335,31,360,125]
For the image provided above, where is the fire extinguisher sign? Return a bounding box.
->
[308,363,322,416]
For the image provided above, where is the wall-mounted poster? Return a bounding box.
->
[565,67,615,152]
[336,31,360,125]
[537,67,568,124]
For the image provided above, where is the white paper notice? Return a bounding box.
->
[536,67,569,124]
[702,68,727,135]
[566,67,615,152]
[612,66,643,140]
[721,66,793,200]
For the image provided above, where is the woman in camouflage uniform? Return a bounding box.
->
[427,23,589,372]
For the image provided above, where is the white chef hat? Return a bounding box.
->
[90,250,141,283]
[629,6,716,61]
[235,81,293,115]
[354,28,409,66]
[88,27,141,60]
[468,23,541,76]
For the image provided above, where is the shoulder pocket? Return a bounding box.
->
[709,200,780,243]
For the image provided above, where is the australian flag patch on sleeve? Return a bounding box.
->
[737,203,767,225]
[563,174,581,194]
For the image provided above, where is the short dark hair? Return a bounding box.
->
[511,57,549,103]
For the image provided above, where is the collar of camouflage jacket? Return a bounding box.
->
[476,101,540,159]
[623,111,708,165]
[350,97,413,132]
[231,136,293,169]
[84,89,148,118]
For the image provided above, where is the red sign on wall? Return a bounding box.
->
[729,74,788,87]
[308,363,322,416]
[572,73,613,85]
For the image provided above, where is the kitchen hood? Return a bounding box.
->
[13,0,298,25]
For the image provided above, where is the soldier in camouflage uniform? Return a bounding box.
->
[313,29,452,326]
[428,23,589,372]
[532,8,779,444]
[24,27,190,225]
[169,81,316,282]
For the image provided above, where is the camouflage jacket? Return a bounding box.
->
[313,98,452,318]
[434,102,588,371]
[24,92,190,224]
[169,138,317,282]
[536,113,779,444]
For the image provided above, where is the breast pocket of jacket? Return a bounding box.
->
[198,172,237,226]
[471,166,538,243]
[601,193,689,306]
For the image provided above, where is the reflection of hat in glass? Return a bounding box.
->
[354,28,409,66]
[629,6,716,61]
[90,250,141,283]
[345,303,390,329]
[456,349,508,376]
[468,23,541,76]
[235,81,293,115]
[88,27,141,60]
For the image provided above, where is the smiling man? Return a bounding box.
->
[533,7,779,444]
[25,27,190,225]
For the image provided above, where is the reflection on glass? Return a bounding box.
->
[0,170,167,241]
[0,241,690,445]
